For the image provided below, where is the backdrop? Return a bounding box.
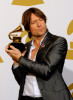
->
[0,0,73,100]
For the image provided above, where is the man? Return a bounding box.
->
[5,8,73,100]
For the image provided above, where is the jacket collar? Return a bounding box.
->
[39,31,53,49]
[25,31,53,58]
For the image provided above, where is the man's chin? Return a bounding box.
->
[33,33,45,37]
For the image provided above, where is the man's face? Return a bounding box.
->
[29,13,47,37]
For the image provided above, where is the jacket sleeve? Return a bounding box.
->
[18,37,68,80]
[12,65,27,85]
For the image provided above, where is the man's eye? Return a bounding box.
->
[32,22,35,24]
[31,21,36,24]
[39,19,43,21]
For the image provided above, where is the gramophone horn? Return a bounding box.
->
[8,25,23,40]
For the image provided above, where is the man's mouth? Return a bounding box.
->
[39,28,44,31]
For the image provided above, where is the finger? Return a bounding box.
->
[5,48,10,53]
[21,47,27,56]
[6,49,15,55]
[25,47,27,50]
[21,50,27,56]
[8,52,12,57]
[5,45,9,51]
[8,52,17,58]
[10,45,17,51]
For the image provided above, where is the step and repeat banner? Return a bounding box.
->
[0,0,73,100]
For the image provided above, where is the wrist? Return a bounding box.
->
[18,56,23,63]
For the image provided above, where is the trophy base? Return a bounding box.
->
[8,42,25,52]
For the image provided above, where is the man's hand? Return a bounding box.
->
[5,45,26,62]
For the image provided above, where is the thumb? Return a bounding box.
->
[21,50,27,56]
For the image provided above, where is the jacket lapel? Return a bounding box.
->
[24,41,32,58]
[36,32,53,60]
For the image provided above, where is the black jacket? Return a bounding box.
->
[12,32,73,100]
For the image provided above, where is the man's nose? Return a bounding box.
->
[37,21,41,27]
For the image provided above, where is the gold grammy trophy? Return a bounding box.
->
[8,25,26,52]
